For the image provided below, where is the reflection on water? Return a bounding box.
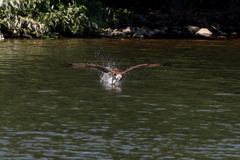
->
[0,39,240,159]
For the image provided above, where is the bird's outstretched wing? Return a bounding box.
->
[63,63,113,73]
[122,63,169,74]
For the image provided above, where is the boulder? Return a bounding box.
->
[184,26,200,34]
[195,28,213,37]
[132,27,154,38]
[0,32,4,40]
[122,27,136,34]
[154,29,166,34]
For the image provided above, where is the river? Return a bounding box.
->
[0,38,240,159]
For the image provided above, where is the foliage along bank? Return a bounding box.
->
[0,0,134,38]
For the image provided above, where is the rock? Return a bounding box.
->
[132,34,144,38]
[98,28,114,37]
[122,27,135,34]
[112,29,125,37]
[105,28,113,32]
[230,32,238,36]
[153,27,168,38]
[154,29,165,34]
[130,27,153,38]
[133,27,154,38]
[0,32,4,40]
[221,32,228,36]
[173,30,182,34]
[215,35,227,39]
[171,26,182,34]
[211,25,227,36]
[139,27,154,35]
[98,27,137,38]
[195,28,213,37]
[106,34,114,37]
[184,26,200,34]
[160,26,168,31]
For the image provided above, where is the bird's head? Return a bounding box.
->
[114,74,123,81]
[111,68,123,84]
[112,73,123,85]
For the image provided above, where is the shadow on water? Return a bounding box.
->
[0,39,240,159]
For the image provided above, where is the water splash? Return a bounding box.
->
[100,72,121,86]
[101,72,122,92]
[99,65,121,86]
[100,72,114,84]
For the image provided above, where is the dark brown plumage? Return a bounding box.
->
[63,63,169,84]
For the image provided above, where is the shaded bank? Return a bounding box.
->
[98,0,240,39]
[0,0,240,39]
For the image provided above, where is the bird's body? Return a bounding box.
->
[64,63,169,84]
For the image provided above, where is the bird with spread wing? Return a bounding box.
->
[63,63,169,84]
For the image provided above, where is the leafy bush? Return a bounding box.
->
[0,0,134,38]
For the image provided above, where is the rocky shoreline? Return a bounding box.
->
[1,10,239,40]
[98,26,227,39]
[98,12,240,39]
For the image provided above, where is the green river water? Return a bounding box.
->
[0,39,240,159]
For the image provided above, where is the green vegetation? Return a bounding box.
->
[0,0,239,38]
[0,0,134,38]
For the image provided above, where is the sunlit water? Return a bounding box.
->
[0,39,240,159]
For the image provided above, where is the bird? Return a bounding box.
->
[63,63,169,84]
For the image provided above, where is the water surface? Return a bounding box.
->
[0,39,240,159]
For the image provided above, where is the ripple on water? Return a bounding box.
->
[37,90,58,93]
[196,110,213,112]
[215,93,235,96]
[154,108,166,110]
[1,39,240,160]
[117,95,131,97]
